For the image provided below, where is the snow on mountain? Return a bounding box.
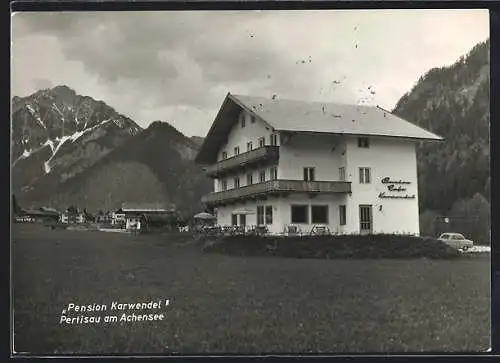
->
[11,85,144,199]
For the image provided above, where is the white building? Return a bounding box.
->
[125,217,142,231]
[195,93,443,236]
[60,209,85,224]
[121,202,176,231]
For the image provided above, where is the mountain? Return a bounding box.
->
[12,85,142,205]
[11,86,212,217]
[392,39,490,243]
[190,136,205,148]
[36,121,212,217]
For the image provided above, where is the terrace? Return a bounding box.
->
[201,179,352,206]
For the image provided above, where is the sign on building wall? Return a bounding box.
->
[378,177,416,199]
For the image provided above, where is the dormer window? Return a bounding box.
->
[358,137,369,148]
[240,113,246,128]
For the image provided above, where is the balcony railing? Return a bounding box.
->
[201,179,351,206]
[204,146,279,177]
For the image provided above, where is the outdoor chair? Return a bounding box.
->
[255,225,269,236]
[310,225,331,236]
[284,225,301,236]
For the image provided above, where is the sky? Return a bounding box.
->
[11,9,489,137]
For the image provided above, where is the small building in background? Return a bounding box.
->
[111,209,126,226]
[60,207,86,224]
[121,202,177,231]
[95,210,113,224]
[21,207,60,224]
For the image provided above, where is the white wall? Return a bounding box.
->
[215,194,348,235]
[216,166,278,192]
[344,136,420,235]
[274,193,348,235]
[278,133,346,180]
[212,109,279,192]
[217,110,276,161]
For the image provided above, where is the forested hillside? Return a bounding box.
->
[393,39,490,244]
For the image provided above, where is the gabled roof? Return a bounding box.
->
[195,93,444,164]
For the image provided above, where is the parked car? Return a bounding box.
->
[438,233,474,251]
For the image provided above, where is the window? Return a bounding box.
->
[257,206,264,225]
[232,214,238,226]
[270,133,278,146]
[265,206,273,224]
[339,205,346,226]
[270,167,277,180]
[358,137,370,148]
[359,167,371,184]
[241,113,246,128]
[251,115,256,123]
[259,170,266,183]
[247,141,253,152]
[258,137,266,147]
[339,167,345,181]
[222,151,227,160]
[303,167,315,181]
[234,177,240,189]
[234,146,240,156]
[221,179,227,191]
[311,205,328,224]
[246,173,253,185]
[291,205,308,224]
[359,205,373,232]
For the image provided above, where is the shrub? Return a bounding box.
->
[202,234,461,260]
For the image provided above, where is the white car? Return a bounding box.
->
[438,233,474,251]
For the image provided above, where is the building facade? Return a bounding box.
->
[121,202,176,231]
[60,209,85,224]
[195,93,443,236]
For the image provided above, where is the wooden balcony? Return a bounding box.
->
[201,179,352,206]
[203,146,279,177]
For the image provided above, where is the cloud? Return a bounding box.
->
[11,10,489,136]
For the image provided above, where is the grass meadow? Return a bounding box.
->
[12,224,490,355]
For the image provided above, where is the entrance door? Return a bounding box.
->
[240,214,246,227]
[359,205,373,234]
[231,214,238,226]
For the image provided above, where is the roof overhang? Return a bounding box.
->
[195,93,275,165]
[275,129,444,142]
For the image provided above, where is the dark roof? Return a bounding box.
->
[121,202,176,212]
[195,93,444,164]
[23,209,59,217]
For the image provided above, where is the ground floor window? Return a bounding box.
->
[339,205,346,225]
[291,205,308,224]
[265,206,273,224]
[257,206,264,225]
[311,205,328,224]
